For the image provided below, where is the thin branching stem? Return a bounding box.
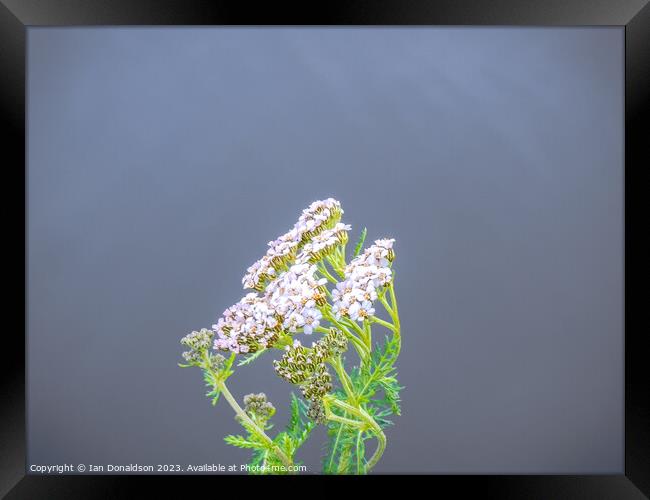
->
[370,316,397,333]
[216,380,294,469]
[326,397,386,472]
[317,262,339,284]
[330,356,357,404]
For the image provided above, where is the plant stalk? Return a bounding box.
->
[216,380,294,470]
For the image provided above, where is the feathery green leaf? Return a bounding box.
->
[352,227,368,258]
[237,349,267,366]
[224,435,266,450]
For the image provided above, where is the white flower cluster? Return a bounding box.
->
[332,239,395,322]
[212,199,396,354]
[241,256,277,292]
[266,264,328,335]
[215,263,330,353]
[213,293,281,354]
[295,198,342,240]
[296,223,351,264]
[266,228,301,268]
[242,198,342,291]
[357,238,396,268]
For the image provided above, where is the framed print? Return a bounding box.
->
[2,0,648,497]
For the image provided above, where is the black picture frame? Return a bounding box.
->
[2,1,648,497]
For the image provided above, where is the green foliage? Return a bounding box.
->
[322,335,403,473]
[355,431,367,474]
[323,418,359,474]
[202,352,236,406]
[224,435,266,450]
[272,393,315,458]
[180,199,404,474]
[225,392,315,475]
[203,368,221,406]
[225,415,279,472]
[350,335,402,411]
[286,393,315,447]
[352,227,367,258]
[237,349,267,366]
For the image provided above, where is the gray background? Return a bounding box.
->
[27,27,623,473]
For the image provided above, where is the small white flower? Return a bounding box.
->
[348,300,375,322]
[302,308,322,335]
[352,283,377,303]
[332,302,349,320]
[284,311,305,333]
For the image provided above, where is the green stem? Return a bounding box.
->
[326,397,386,472]
[216,380,294,470]
[330,356,357,404]
[340,316,366,337]
[388,283,401,357]
[388,283,400,331]
[323,313,369,360]
[363,321,372,350]
[370,316,397,333]
[327,412,364,428]
[327,423,345,472]
[323,283,400,474]
[317,263,339,284]
[356,431,365,474]
[378,294,394,316]
[366,427,386,471]
[326,249,346,278]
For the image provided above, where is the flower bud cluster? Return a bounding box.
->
[242,392,276,422]
[210,353,226,371]
[300,369,333,401]
[273,329,347,424]
[307,401,327,424]
[180,328,215,364]
[273,329,347,384]
[273,340,326,384]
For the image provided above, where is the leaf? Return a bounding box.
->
[323,332,403,471]
[322,411,360,474]
[353,335,400,403]
[222,352,236,378]
[203,368,222,405]
[207,389,221,406]
[278,393,315,458]
[286,393,314,443]
[237,349,267,366]
[277,432,295,457]
[337,443,353,474]
[224,435,266,450]
[352,227,367,258]
[226,392,315,475]
[250,448,268,469]
[288,394,302,434]
[379,377,403,415]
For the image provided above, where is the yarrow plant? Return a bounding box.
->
[179,198,401,474]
